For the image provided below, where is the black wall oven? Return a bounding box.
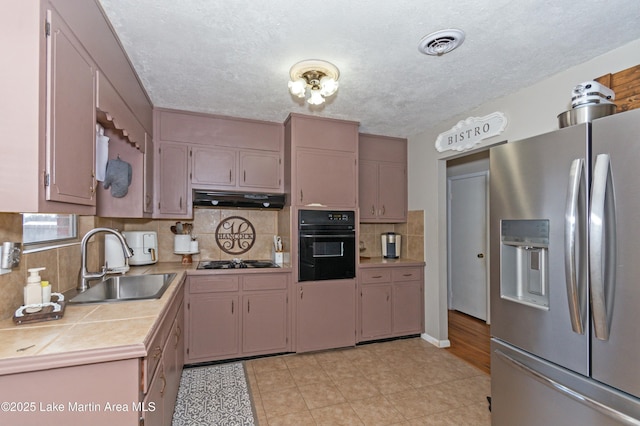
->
[298,210,356,282]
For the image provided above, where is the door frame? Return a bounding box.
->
[446,170,490,324]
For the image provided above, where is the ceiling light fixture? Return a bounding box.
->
[288,59,340,105]
[418,29,465,56]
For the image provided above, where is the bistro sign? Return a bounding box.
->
[435,112,507,152]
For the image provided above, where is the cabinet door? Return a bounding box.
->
[296,149,357,207]
[156,141,190,217]
[297,280,356,352]
[378,163,407,221]
[360,283,392,341]
[191,146,236,187]
[240,150,281,191]
[358,160,379,220]
[46,9,96,206]
[393,281,423,336]
[187,294,239,361]
[142,360,165,426]
[163,303,183,424]
[242,291,288,354]
[144,137,154,214]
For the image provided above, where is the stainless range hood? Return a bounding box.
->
[193,190,285,210]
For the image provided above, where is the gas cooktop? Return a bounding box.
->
[197,259,280,270]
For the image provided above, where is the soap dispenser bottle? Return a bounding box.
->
[24,267,45,313]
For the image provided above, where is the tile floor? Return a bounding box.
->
[244,337,491,425]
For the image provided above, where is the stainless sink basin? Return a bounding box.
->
[69,273,176,304]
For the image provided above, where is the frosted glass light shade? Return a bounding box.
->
[319,76,338,97]
[307,89,325,105]
[288,78,307,98]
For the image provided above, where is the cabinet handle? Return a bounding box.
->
[229,169,232,182]
[244,170,246,182]
[300,287,303,300]
[231,300,234,314]
[372,275,383,279]
[403,273,413,277]
[160,372,166,396]
[174,324,182,349]
[387,292,390,302]
[370,205,375,215]
[300,189,304,203]
[382,205,386,215]
[179,196,183,209]
[247,299,250,313]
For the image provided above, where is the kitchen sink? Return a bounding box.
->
[69,273,176,304]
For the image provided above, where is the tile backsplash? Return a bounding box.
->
[358,210,424,260]
[0,209,424,320]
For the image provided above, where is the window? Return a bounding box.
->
[22,214,77,246]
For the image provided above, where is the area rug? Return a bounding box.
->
[172,362,256,425]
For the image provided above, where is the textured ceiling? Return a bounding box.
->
[98,0,640,138]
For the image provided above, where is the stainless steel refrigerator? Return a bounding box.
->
[490,107,640,425]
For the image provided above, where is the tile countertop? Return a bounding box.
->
[0,261,293,376]
[359,256,426,267]
[0,262,192,376]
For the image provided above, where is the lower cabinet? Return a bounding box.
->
[185,273,290,364]
[0,279,185,426]
[359,265,424,342]
[296,279,357,353]
[141,288,185,426]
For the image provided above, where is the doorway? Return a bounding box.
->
[446,150,490,324]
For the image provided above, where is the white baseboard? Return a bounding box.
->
[421,333,451,348]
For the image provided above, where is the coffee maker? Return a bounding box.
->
[381,232,401,259]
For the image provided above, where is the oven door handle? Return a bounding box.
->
[299,233,355,239]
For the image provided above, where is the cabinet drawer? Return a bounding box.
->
[392,267,422,282]
[143,289,183,394]
[360,269,391,284]
[243,274,287,291]
[189,276,239,293]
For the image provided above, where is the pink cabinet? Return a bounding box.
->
[285,114,359,208]
[1,1,151,214]
[295,149,357,207]
[240,150,282,190]
[153,108,284,216]
[296,279,357,352]
[155,141,191,218]
[359,134,407,222]
[46,7,97,208]
[358,265,424,342]
[191,145,282,192]
[360,283,393,339]
[185,273,290,363]
[191,145,237,187]
[96,129,154,218]
[186,276,240,362]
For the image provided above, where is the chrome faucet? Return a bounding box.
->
[78,228,133,292]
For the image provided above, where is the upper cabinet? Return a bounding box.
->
[155,141,191,218]
[0,0,152,214]
[45,7,97,208]
[359,133,407,223]
[285,114,359,209]
[153,108,284,218]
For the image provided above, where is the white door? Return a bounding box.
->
[448,172,488,321]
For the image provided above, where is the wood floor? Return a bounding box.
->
[446,310,491,374]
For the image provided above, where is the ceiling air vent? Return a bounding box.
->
[418,29,465,56]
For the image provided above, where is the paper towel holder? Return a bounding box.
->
[0,242,22,275]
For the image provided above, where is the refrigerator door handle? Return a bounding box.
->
[565,158,585,334]
[590,153,617,341]
[495,348,640,426]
